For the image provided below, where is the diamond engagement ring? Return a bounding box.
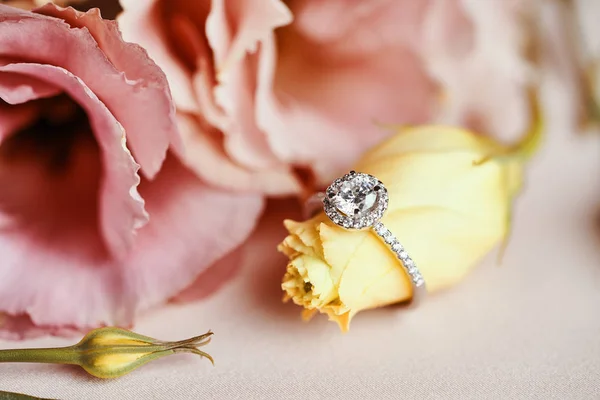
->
[305,171,426,307]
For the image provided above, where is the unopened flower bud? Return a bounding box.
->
[0,327,214,379]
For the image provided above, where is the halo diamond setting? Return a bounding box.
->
[322,171,426,291]
[323,171,388,229]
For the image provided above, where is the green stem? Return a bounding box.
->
[0,347,79,365]
[508,88,544,161]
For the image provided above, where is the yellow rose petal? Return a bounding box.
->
[280,116,541,331]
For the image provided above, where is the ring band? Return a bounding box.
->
[304,171,426,306]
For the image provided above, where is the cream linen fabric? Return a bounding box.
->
[0,92,599,399]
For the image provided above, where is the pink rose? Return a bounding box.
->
[0,4,263,339]
[118,0,533,195]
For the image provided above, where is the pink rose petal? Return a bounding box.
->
[168,12,227,130]
[206,0,292,169]
[0,313,80,340]
[120,0,300,194]
[0,4,180,178]
[0,153,263,330]
[118,0,201,112]
[123,155,264,312]
[0,113,126,328]
[175,113,300,194]
[256,0,436,183]
[0,71,60,105]
[36,4,183,176]
[287,0,427,50]
[171,246,243,303]
[175,197,302,305]
[0,69,60,142]
[421,0,531,140]
[207,0,292,75]
[0,62,148,261]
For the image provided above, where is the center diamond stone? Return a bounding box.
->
[332,177,378,217]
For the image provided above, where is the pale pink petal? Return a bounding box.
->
[192,57,228,130]
[119,0,301,192]
[123,155,264,312]
[0,153,263,330]
[174,113,300,194]
[255,39,361,185]
[0,4,179,178]
[172,197,302,304]
[0,62,147,261]
[0,71,60,105]
[171,247,243,303]
[419,0,473,57]
[118,0,201,112]
[207,0,292,74]
[0,115,130,328]
[169,12,227,130]
[206,0,292,169]
[0,69,61,142]
[167,10,285,176]
[0,313,79,340]
[286,0,428,52]
[37,4,183,173]
[257,1,436,183]
[421,0,532,140]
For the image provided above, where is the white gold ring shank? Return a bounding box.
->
[305,171,426,306]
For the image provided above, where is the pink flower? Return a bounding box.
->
[118,0,533,195]
[0,4,263,339]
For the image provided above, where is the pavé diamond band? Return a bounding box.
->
[305,171,426,307]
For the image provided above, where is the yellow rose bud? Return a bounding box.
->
[280,113,541,331]
[0,327,214,379]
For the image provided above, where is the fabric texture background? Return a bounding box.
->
[0,91,599,400]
